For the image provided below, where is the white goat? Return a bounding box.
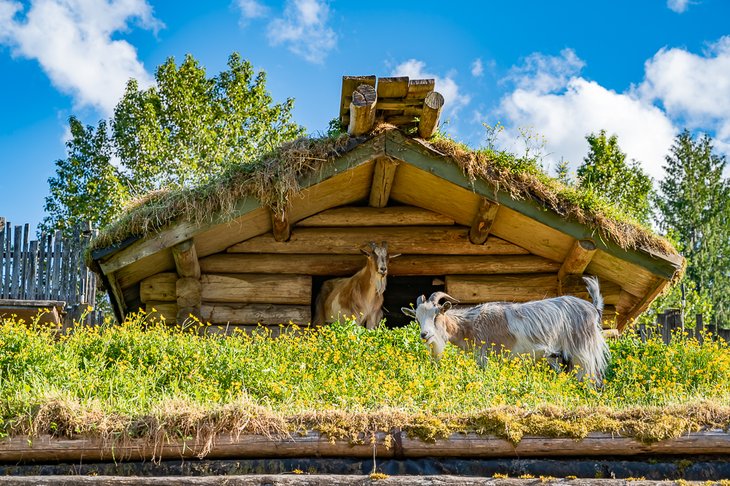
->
[401,277,609,383]
[314,241,400,329]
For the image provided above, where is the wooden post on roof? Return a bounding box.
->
[469,198,500,245]
[418,91,445,139]
[557,239,597,294]
[348,84,377,136]
[172,239,201,324]
[369,157,399,208]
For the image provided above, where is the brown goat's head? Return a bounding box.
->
[401,292,460,359]
[361,241,400,295]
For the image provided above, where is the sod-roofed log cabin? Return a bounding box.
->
[88,75,684,333]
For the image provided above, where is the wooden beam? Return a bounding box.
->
[271,207,291,242]
[557,239,597,294]
[418,91,444,139]
[468,198,500,245]
[228,227,530,256]
[140,273,177,303]
[201,303,311,325]
[406,79,435,99]
[201,254,560,276]
[348,84,377,136]
[176,277,202,324]
[296,206,455,227]
[560,274,622,305]
[201,274,311,305]
[617,277,670,331]
[445,274,558,303]
[339,75,375,126]
[376,77,409,98]
[144,302,177,323]
[172,239,201,279]
[369,157,399,208]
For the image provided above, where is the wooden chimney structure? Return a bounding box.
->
[88,75,683,334]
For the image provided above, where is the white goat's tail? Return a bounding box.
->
[583,276,604,317]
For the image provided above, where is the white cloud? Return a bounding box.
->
[496,51,676,180]
[471,58,483,77]
[0,0,159,116]
[667,0,691,13]
[267,0,336,64]
[638,36,730,142]
[392,59,471,118]
[236,0,268,22]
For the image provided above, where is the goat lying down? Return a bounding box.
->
[401,277,609,383]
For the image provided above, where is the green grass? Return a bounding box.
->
[1,313,729,446]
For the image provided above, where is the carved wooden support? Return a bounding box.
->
[468,198,500,245]
[176,277,201,325]
[271,207,291,242]
[172,239,200,279]
[557,239,597,294]
[369,157,400,208]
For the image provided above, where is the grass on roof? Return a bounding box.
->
[89,125,678,261]
[1,313,728,452]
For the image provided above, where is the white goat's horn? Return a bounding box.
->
[428,292,460,305]
[416,295,426,306]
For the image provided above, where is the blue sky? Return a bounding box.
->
[1,0,729,232]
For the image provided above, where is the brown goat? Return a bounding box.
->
[314,241,399,329]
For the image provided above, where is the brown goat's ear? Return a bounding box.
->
[401,306,416,318]
[440,301,453,313]
[389,253,402,259]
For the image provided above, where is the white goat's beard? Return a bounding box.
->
[375,276,386,295]
[428,337,446,359]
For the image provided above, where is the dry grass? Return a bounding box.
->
[88,126,679,262]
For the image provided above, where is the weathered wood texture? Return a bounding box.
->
[144,301,177,322]
[171,239,200,279]
[201,254,560,276]
[296,206,455,227]
[176,276,202,323]
[2,430,730,463]
[228,227,530,256]
[0,299,64,325]
[201,303,310,325]
[418,91,444,138]
[469,199,500,245]
[338,75,375,127]
[368,157,399,207]
[0,220,99,325]
[271,208,291,242]
[348,84,377,136]
[376,76,409,98]
[201,274,311,305]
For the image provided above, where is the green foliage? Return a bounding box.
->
[635,278,714,330]
[577,130,654,225]
[656,130,730,326]
[44,53,305,232]
[1,314,729,442]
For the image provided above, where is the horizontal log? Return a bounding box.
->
[560,274,621,305]
[376,99,424,110]
[2,430,729,463]
[383,115,418,125]
[446,274,558,303]
[201,303,311,325]
[296,206,455,227]
[376,77,409,98]
[144,301,177,322]
[201,254,560,276]
[139,273,177,303]
[228,227,530,256]
[201,274,311,305]
[406,78,435,98]
[201,324,286,338]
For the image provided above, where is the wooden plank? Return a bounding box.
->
[171,239,200,279]
[296,206,454,227]
[4,430,730,463]
[376,100,424,110]
[201,274,311,305]
[42,234,52,299]
[0,219,4,299]
[558,239,597,294]
[10,226,22,300]
[348,84,377,136]
[67,225,80,303]
[406,78,435,98]
[384,115,418,125]
[376,76,409,98]
[27,240,38,300]
[201,254,559,276]
[339,75,375,125]
[51,230,62,300]
[139,272,177,303]
[201,303,311,325]
[368,157,399,208]
[560,274,621,305]
[0,299,63,325]
[586,250,657,297]
[418,91,444,138]
[616,277,670,331]
[445,274,558,303]
[468,198,500,245]
[3,222,10,299]
[20,224,30,299]
[228,227,530,256]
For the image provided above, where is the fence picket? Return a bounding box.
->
[11,226,22,299]
[28,240,38,300]
[20,224,30,299]
[0,219,5,299]
[51,230,62,300]
[3,222,10,299]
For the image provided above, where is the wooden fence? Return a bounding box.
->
[636,308,730,344]
[0,218,103,325]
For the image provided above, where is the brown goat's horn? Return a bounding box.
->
[428,292,460,306]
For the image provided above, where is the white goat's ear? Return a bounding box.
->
[389,253,402,259]
[440,301,453,313]
[416,295,426,306]
[401,307,416,318]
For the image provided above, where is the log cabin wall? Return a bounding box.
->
[137,204,625,334]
